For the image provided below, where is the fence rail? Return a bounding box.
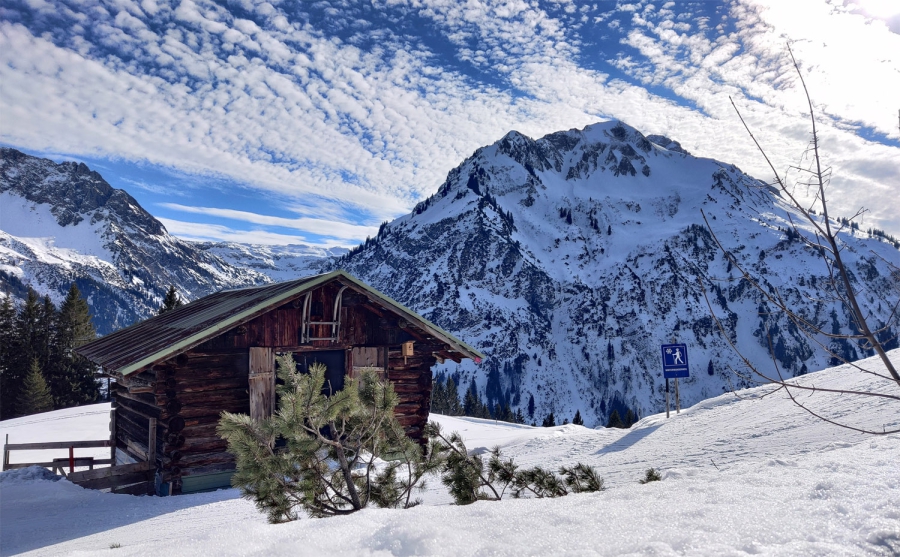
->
[3,437,112,473]
[2,409,156,495]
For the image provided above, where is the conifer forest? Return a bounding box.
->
[0,284,100,419]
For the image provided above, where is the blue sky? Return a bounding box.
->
[2,0,899,247]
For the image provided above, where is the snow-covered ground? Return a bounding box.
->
[2,351,899,556]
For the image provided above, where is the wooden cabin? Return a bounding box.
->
[77,270,483,495]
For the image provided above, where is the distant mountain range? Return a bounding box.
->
[2,126,897,426]
[0,147,333,333]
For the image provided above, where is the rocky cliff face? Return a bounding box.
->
[0,147,273,333]
[329,121,899,426]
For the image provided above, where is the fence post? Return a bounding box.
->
[3,434,9,471]
[110,408,117,464]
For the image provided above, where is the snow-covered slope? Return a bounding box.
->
[193,241,345,282]
[331,121,900,427]
[2,350,898,556]
[0,149,279,333]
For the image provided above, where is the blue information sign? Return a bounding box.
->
[661,343,690,378]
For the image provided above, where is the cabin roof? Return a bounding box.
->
[77,270,484,376]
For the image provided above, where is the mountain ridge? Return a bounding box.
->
[1,126,897,425]
[1,147,274,333]
[328,120,899,425]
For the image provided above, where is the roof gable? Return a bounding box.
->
[77,270,483,375]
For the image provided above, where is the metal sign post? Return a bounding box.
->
[661,343,690,417]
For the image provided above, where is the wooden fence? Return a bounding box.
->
[2,409,157,495]
[2,438,113,472]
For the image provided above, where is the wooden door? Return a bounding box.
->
[249,347,275,421]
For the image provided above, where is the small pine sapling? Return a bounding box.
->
[639,468,662,484]
[427,422,605,504]
[561,463,605,493]
[219,356,436,522]
[426,421,501,504]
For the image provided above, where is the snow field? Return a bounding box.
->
[1,350,899,556]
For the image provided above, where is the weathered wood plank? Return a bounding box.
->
[177,402,248,419]
[178,438,229,453]
[181,462,236,477]
[3,440,110,451]
[3,459,113,470]
[66,461,151,483]
[113,391,161,420]
[159,388,249,407]
[156,376,248,396]
[76,471,152,491]
[175,451,235,469]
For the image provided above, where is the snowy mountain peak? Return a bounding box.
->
[0,148,164,236]
[335,119,899,427]
[1,149,273,333]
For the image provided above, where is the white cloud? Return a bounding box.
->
[157,217,349,248]
[158,203,377,241]
[0,0,898,242]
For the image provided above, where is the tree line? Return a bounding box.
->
[0,284,100,419]
[431,374,637,429]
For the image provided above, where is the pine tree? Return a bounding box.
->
[15,359,54,417]
[606,409,624,428]
[219,357,439,522]
[36,295,57,373]
[541,412,556,427]
[623,409,637,428]
[430,377,446,413]
[2,289,41,419]
[14,289,41,368]
[463,380,484,417]
[158,285,183,315]
[51,284,99,408]
[445,376,461,416]
[0,296,17,419]
[572,410,584,426]
[527,393,535,419]
[707,360,714,376]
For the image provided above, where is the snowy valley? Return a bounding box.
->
[1,351,898,556]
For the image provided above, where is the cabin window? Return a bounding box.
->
[295,350,347,396]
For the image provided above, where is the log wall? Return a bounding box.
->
[147,349,249,494]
